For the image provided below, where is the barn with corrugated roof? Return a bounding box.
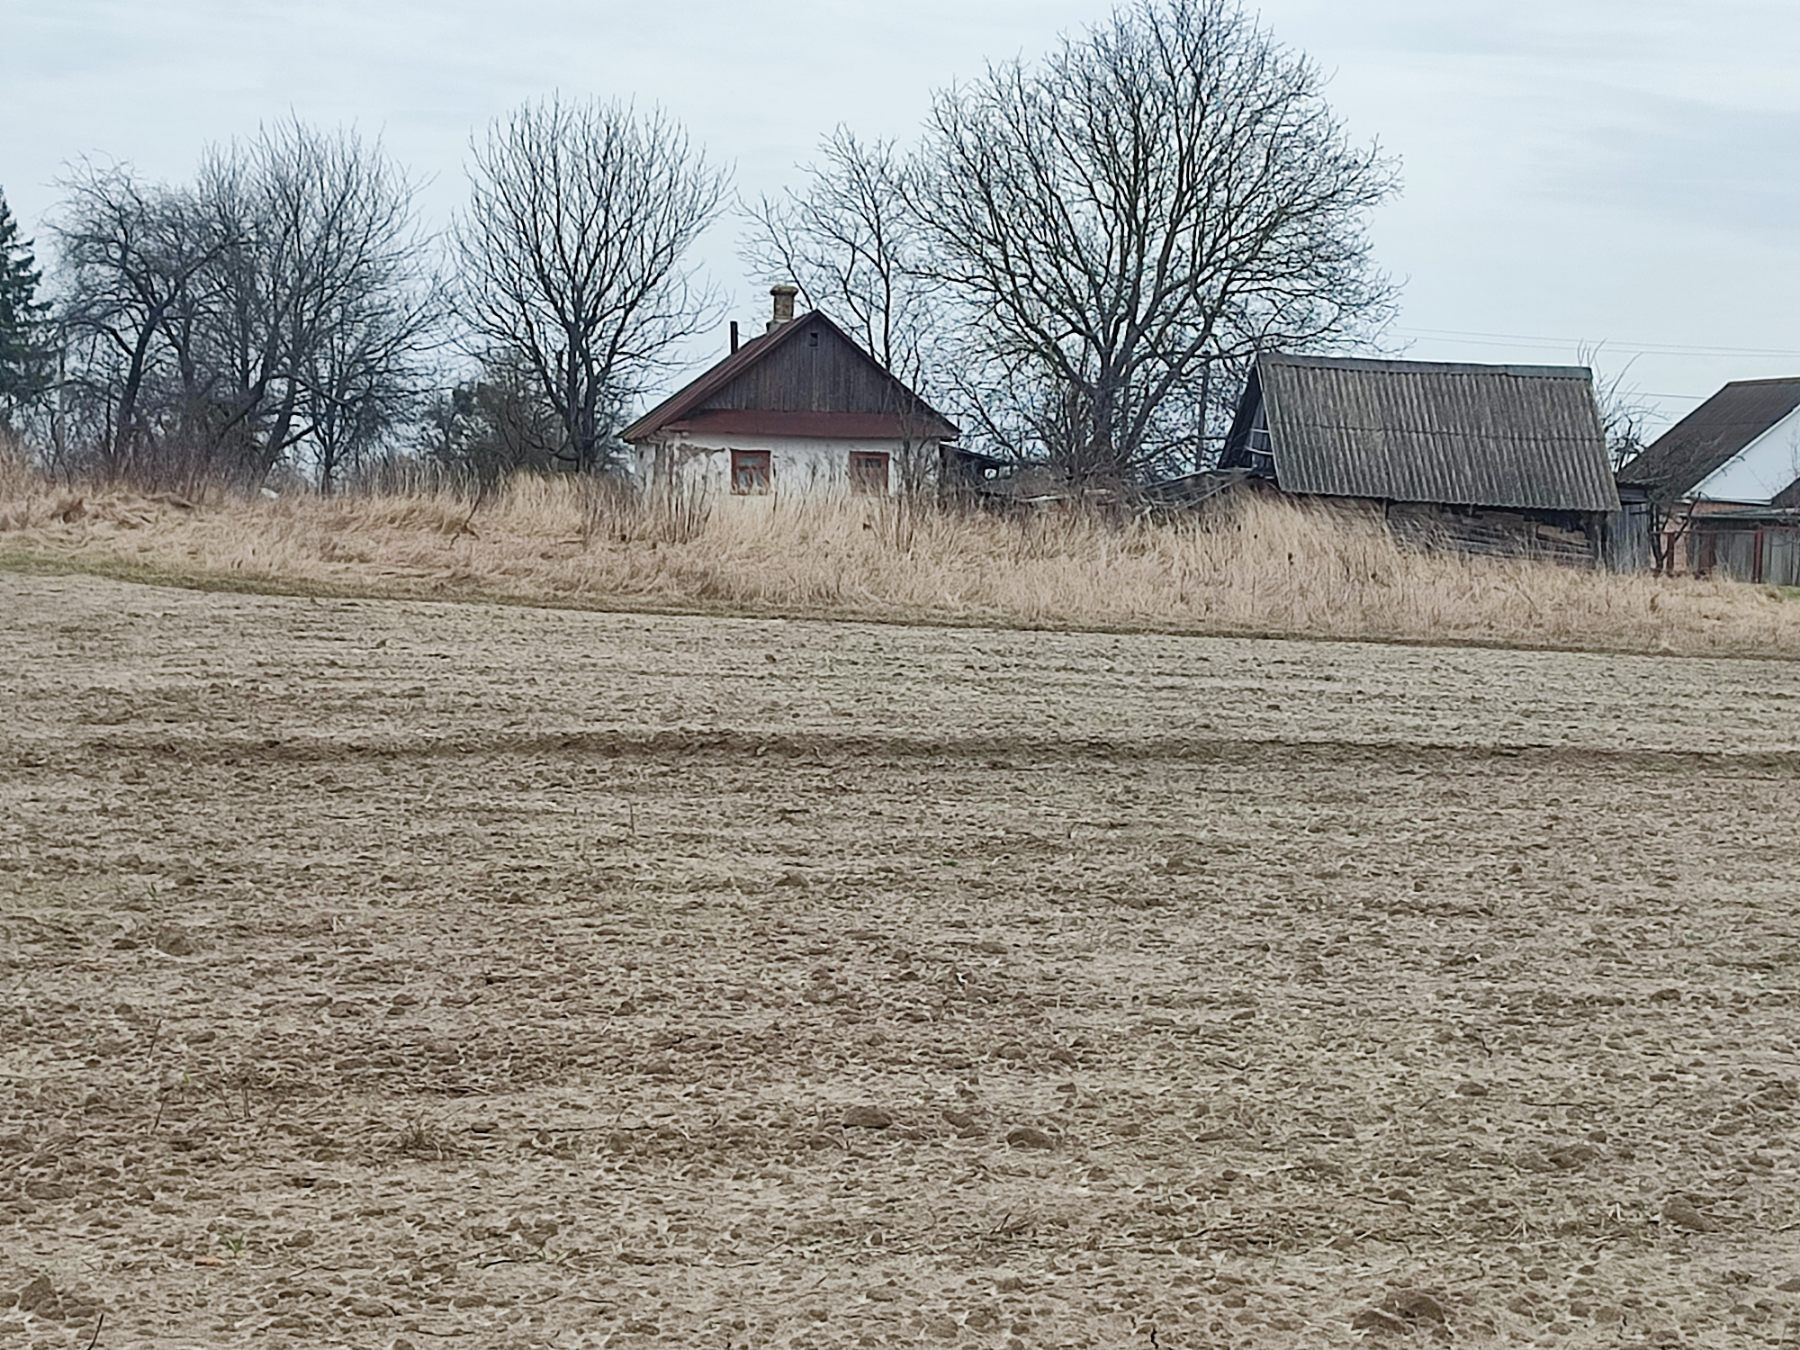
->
[1218,353,1625,563]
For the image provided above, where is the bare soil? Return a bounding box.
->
[2,573,1798,1348]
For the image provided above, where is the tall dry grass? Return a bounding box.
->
[1,466,1796,657]
[0,431,36,502]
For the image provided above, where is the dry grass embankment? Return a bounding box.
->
[1,455,1795,657]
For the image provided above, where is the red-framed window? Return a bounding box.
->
[848,451,891,495]
[731,449,772,495]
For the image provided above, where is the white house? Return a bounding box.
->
[1620,378,1800,505]
[1617,377,1800,584]
[622,286,958,499]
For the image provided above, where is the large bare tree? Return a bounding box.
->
[743,129,940,391]
[193,120,438,485]
[912,0,1398,481]
[54,163,239,480]
[53,124,437,488]
[456,96,728,473]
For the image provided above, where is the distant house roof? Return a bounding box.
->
[622,309,957,444]
[1775,476,1800,511]
[1221,354,1619,513]
[1616,378,1800,501]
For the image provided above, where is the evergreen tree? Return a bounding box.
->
[0,188,53,426]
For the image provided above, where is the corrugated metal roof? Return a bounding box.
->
[1616,378,1800,500]
[1255,354,1619,513]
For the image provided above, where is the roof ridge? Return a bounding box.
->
[1261,352,1592,380]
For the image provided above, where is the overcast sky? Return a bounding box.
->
[6,0,1799,432]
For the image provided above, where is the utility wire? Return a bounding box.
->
[1395,325,1800,362]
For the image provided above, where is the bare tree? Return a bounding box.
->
[1577,345,1692,574]
[53,162,238,480]
[456,96,728,474]
[1579,343,1656,473]
[52,126,438,488]
[743,129,940,389]
[302,285,440,494]
[912,0,1398,482]
[193,120,438,484]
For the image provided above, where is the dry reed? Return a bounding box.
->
[1,467,1795,657]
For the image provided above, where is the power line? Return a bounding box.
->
[1386,331,1720,404]
[1394,325,1800,362]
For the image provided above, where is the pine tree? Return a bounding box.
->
[0,187,52,426]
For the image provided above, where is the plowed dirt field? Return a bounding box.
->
[3,573,1798,1347]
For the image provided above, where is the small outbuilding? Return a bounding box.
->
[1218,353,1623,563]
[623,286,958,499]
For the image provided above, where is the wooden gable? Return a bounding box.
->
[621,310,957,443]
[700,320,912,416]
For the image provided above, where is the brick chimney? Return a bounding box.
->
[768,284,798,333]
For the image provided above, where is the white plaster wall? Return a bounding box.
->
[1694,404,1800,502]
[636,432,938,499]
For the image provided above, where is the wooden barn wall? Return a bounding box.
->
[1600,500,1654,573]
[1384,502,1599,566]
[701,326,913,416]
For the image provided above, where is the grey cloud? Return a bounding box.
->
[1545,95,1800,234]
